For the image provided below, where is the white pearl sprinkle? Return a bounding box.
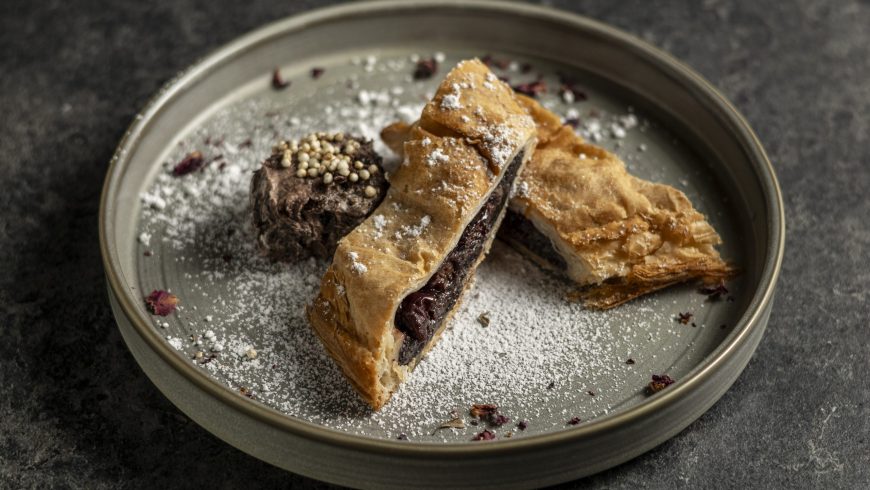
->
[349,173,359,182]
[323,172,333,184]
[364,185,377,198]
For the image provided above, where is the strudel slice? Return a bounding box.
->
[504,95,731,308]
[307,59,536,409]
[381,95,732,310]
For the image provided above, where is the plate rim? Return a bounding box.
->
[99,0,785,456]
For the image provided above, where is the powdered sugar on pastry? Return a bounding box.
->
[440,83,463,110]
[347,252,368,274]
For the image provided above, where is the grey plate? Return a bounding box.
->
[99,1,784,488]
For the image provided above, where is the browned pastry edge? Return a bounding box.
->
[567,259,736,309]
[380,95,735,311]
[307,59,536,409]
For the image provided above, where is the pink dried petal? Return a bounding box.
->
[172,151,205,176]
[145,290,178,316]
[272,68,290,90]
[413,58,438,80]
[471,429,496,441]
[512,78,547,97]
[647,374,676,395]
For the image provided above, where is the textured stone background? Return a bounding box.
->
[1,0,868,488]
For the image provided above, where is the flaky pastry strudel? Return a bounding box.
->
[382,95,732,310]
[307,59,536,409]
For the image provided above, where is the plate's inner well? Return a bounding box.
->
[135,51,747,443]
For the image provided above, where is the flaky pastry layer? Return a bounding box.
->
[307,59,536,409]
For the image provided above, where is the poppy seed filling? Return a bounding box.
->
[499,210,568,271]
[394,150,525,365]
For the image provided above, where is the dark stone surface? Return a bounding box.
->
[0,0,867,488]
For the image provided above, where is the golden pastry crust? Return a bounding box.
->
[307,59,536,409]
[512,94,732,308]
[381,94,732,310]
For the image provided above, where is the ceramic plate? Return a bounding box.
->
[100,1,784,488]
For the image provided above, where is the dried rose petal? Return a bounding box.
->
[172,151,205,176]
[677,312,693,324]
[470,403,498,418]
[564,117,581,129]
[471,429,496,441]
[413,58,438,80]
[490,414,510,427]
[480,54,509,70]
[516,420,528,431]
[310,67,325,79]
[626,358,636,365]
[699,281,729,300]
[271,68,290,90]
[512,78,547,98]
[568,417,581,425]
[647,374,676,395]
[397,433,408,441]
[145,290,178,316]
[557,73,588,101]
[559,85,588,102]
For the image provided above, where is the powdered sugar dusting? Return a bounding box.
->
[482,123,520,168]
[348,252,368,274]
[135,52,742,442]
[426,147,449,166]
[440,82,463,110]
[395,214,431,240]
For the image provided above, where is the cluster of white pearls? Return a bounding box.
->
[273,132,380,198]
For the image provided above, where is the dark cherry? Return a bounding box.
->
[393,151,524,365]
[397,292,436,341]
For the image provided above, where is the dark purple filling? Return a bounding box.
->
[499,210,567,270]
[395,151,524,365]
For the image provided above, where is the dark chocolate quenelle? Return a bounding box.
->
[394,151,525,365]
